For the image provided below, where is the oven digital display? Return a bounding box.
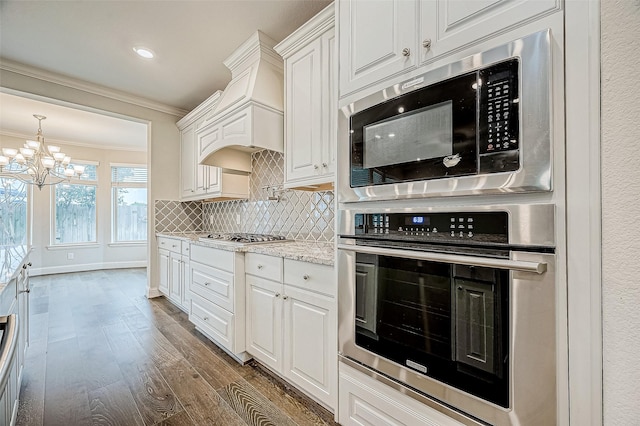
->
[406,216,429,225]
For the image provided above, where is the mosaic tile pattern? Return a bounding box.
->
[202,150,335,242]
[154,200,203,233]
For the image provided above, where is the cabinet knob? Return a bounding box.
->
[402,48,411,57]
[257,264,264,270]
[204,282,210,286]
[22,264,27,269]
[314,164,319,170]
[322,163,328,168]
[27,262,32,267]
[275,293,281,298]
[422,39,432,49]
[303,274,310,281]
[19,289,30,294]
[161,242,165,245]
[283,295,289,300]
[204,317,209,321]
[172,244,177,248]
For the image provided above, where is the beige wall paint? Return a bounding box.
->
[601,0,640,423]
[0,68,181,296]
[0,134,147,274]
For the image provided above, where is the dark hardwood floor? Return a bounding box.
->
[16,268,338,426]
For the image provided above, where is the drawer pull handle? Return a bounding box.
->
[283,295,289,300]
[303,274,310,281]
[257,264,264,270]
[275,293,280,298]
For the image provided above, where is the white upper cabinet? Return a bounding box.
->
[339,0,560,99]
[338,0,418,98]
[177,91,249,201]
[275,3,337,189]
[420,0,561,65]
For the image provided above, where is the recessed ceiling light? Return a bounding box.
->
[133,46,155,59]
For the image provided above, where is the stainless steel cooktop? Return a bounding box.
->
[198,233,290,245]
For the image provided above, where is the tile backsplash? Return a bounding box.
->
[154,200,202,233]
[154,150,335,242]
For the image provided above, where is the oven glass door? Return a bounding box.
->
[354,251,509,407]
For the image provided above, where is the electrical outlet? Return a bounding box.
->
[67,252,74,260]
[236,214,241,225]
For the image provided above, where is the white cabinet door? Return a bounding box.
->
[285,39,323,183]
[205,167,221,195]
[180,124,196,198]
[422,0,560,66]
[169,252,183,305]
[246,275,283,373]
[339,0,418,97]
[158,249,170,295]
[283,285,336,409]
[181,256,191,311]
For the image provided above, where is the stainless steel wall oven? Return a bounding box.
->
[337,204,557,425]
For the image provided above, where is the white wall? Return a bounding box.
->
[0,68,181,296]
[0,134,147,274]
[601,1,640,423]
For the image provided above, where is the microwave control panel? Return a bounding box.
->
[354,212,508,243]
[478,59,520,155]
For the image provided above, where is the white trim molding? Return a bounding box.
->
[564,1,603,425]
[0,59,187,117]
[30,260,148,277]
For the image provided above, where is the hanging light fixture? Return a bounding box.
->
[0,114,85,190]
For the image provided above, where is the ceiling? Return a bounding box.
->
[0,0,332,149]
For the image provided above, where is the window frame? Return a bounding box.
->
[110,163,148,244]
[50,160,99,247]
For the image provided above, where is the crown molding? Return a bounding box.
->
[0,59,188,117]
[0,129,146,152]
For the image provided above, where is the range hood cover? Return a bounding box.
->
[198,30,284,173]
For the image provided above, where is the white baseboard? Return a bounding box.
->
[30,261,148,277]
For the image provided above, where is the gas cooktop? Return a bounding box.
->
[198,233,290,245]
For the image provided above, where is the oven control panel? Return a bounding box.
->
[354,212,508,243]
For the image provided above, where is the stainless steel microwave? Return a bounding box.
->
[338,29,553,203]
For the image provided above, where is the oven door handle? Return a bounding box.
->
[337,243,547,274]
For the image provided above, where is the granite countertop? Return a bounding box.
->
[0,245,29,289]
[156,232,335,266]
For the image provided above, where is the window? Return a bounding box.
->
[53,163,97,245]
[0,178,28,246]
[111,165,147,242]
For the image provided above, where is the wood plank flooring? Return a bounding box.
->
[16,268,338,426]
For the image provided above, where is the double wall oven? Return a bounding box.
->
[337,30,558,425]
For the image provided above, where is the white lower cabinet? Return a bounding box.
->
[188,244,248,361]
[339,363,465,426]
[157,236,189,312]
[246,254,336,411]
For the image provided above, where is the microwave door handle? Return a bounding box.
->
[337,243,547,274]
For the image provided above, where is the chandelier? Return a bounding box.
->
[0,114,85,190]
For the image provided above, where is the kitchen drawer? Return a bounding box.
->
[158,236,181,254]
[190,262,234,312]
[245,253,283,282]
[190,244,234,272]
[284,259,335,297]
[190,294,234,353]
